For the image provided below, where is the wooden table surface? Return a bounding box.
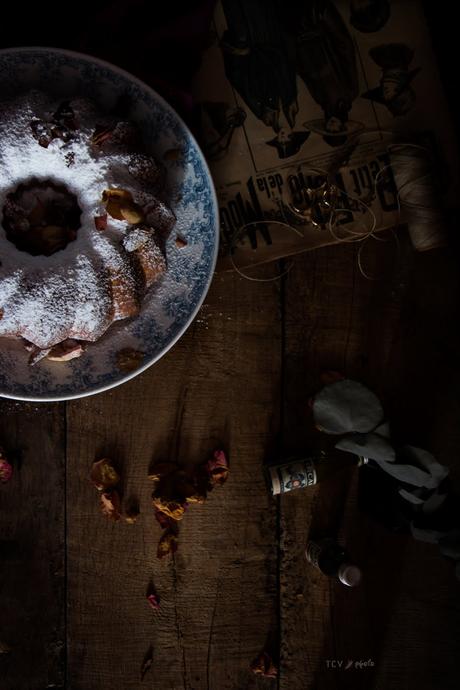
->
[2,232,460,690]
[2,3,460,686]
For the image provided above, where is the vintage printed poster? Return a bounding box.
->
[192,0,457,269]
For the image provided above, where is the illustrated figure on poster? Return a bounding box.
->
[220,0,310,159]
[198,101,247,160]
[290,0,363,147]
[349,0,391,33]
[362,43,421,117]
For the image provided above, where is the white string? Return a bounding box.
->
[229,130,440,283]
[229,219,300,282]
[230,255,294,282]
[357,228,401,281]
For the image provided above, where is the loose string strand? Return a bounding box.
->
[228,130,444,281]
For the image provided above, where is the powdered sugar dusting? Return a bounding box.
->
[0,48,217,400]
[0,90,171,349]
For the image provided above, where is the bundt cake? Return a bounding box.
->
[0,90,175,364]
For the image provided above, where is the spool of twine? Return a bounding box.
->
[389,144,447,251]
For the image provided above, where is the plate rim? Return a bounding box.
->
[0,46,219,403]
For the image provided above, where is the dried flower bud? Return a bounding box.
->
[157,530,178,559]
[146,593,160,610]
[0,449,13,484]
[185,493,206,505]
[90,458,120,491]
[250,650,277,678]
[206,449,229,487]
[100,491,122,521]
[152,496,186,521]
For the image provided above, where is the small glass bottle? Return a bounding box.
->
[306,538,362,587]
[266,452,368,495]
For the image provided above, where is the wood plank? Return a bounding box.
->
[280,236,460,690]
[0,400,66,689]
[66,269,282,689]
[279,233,409,690]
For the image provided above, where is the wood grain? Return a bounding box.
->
[0,401,66,690]
[65,269,282,690]
[279,236,460,690]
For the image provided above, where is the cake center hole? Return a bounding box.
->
[2,179,81,256]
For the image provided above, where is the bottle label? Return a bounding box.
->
[305,541,322,568]
[269,457,317,495]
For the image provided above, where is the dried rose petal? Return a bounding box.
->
[0,450,13,484]
[147,593,160,610]
[206,450,228,470]
[152,496,186,521]
[185,492,206,505]
[116,348,145,373]
[251,650,278,678]
[94,214,108,231]
[206,449,229,487]
[157,530,178,559]
[90,458,120,491]
[100,491,122,522]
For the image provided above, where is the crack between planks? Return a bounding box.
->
[172,554,188,690]
[170,385,189,463]
[63,401,68,690]
[277,259,288,690]
[169,375,190,689]
[206,571,221,690]
[343,250,357,373]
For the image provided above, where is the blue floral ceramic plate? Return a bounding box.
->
[0,47,219,402]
